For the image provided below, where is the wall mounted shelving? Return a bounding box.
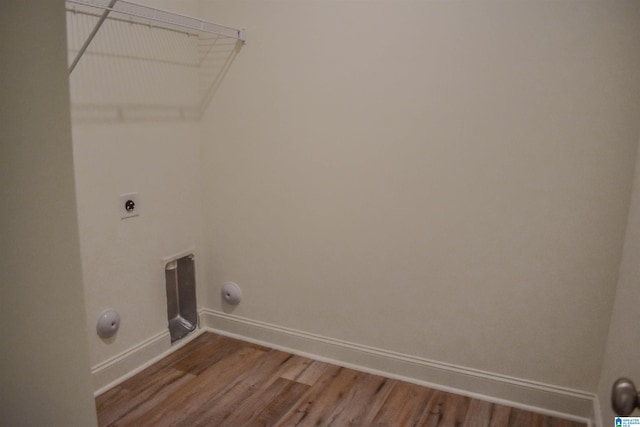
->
[65,0,246,74]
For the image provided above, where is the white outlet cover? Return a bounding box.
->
[120,192,139,219]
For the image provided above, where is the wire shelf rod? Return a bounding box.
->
[66,0,245,74]
[66,8,202,37]
[66,0,244,38]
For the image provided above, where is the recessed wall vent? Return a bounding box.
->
[165,254,197,343]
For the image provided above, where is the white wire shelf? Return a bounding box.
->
[65,0,245,73]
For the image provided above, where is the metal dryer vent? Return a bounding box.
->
[165,254,197,343]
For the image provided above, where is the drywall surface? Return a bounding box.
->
[200,0,640,395]
[596,135,640,425]
[0,1,97,425]
[68,0,204,371]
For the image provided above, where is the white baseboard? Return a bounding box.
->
[593,394,603,427]
[88,309,596,425]
[200,308,595,425]
[91,328,201,396]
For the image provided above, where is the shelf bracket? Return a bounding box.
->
[68,0,117,74]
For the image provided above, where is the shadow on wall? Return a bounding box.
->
[66,9,241,122]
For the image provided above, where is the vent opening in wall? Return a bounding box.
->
[165,254,197,343]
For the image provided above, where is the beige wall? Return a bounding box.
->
[597,133,640,424]
[67,0,204,371]
[199,0,640,395]
[0,1,97,425]
[61,0,640,420]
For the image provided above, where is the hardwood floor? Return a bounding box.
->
[96,332,586,427]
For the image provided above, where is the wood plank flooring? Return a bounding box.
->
[96,332,586,427]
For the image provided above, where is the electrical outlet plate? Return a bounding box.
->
[120,192,139,219]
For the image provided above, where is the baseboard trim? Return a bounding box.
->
[200,308,595,425]
[593,394,603,427]
[91,328,200,396]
